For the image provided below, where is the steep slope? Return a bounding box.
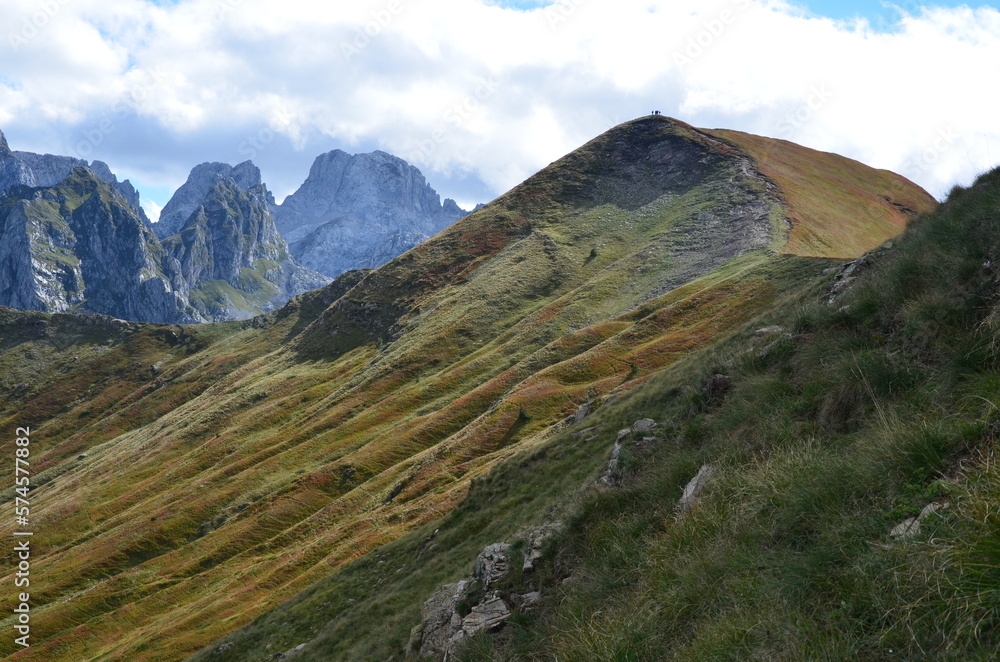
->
[0,117,933,661]
[0,128,149,223]
[154,162,274,239]
[275,150,467,277]
[0,168,194,322]
[0,161,329,324]
[198,166,1000,662]
[707,129,936,257]
[158,162,330,320]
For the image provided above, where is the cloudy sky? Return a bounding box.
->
[2,0,999,220]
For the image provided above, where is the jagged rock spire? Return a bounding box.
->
[0,128,12,158]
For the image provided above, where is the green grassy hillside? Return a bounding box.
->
[0,117,934,661]
[202,167,1000,662]
[435,166,1000,662]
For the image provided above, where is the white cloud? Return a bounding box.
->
[141,198,163,223]
[1,0,998,206]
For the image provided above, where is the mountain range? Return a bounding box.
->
[0,128,147,223]
[0,147,327,323]
[2,115,980,662]
[0,132,468,324]
[274,149,468,279]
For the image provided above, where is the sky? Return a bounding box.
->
[2,0,1000,221]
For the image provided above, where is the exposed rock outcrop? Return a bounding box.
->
[411,578,472,659]
[519,521,564,573]
[0,163,329,324]
[677,464,716,514]
[0,129,147,222]
[411,527,560,659]
[0,168,193,322]
[632,418,657,434]
[889,502,948,541]
[474,543,512,587]
[158,161,329,320]
[599,438,625,487]
[154,161,273,238]
[599,419,658,487]
[274,150,467,278]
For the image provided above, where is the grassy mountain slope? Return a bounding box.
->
[203,167,1000,662]
[0,117,933,661]
[708,129,937,257]
[436,167,1000,661]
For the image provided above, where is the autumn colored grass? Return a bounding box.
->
[0,117,932,661]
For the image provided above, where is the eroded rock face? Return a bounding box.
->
[416,579,472,659]
[274,150,467,278]
[598,440,624,487]
[159,161,329,320]
[599,420,658,487]
[0,130,147,222]
[456,594,510,640]
[0,169,194,322]
[475,543,512,587]
[154,161,271,238]
[520,522,564,573]
[0,163,329,323]
[412,529,559,659]
[632,418,657,434]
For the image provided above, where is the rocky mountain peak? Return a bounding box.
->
[443,198,464,216]
[0,160,328,324]
[231,159,264,190]
[276,149,461,238]
[0,131,146,222]
[275,149,468,278]
[0,168,193,322]
[87,160,146,221]
[154,160,269,238]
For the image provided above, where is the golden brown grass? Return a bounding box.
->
[709,129,937,258]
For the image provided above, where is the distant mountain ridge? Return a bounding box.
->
[0,131,329,323]
[0,128,148,223]
[157,160,329,320]
[0,130,469,323]
[154,161,276,239]
[0,169,189,321]
[274,149,468,278]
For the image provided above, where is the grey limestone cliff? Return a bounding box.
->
[154,161,275,238]
[157,160,329,320]
[275,150,467,278]
[0,160,329,324]
[0,168,192,322]
[0,128,149,223]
